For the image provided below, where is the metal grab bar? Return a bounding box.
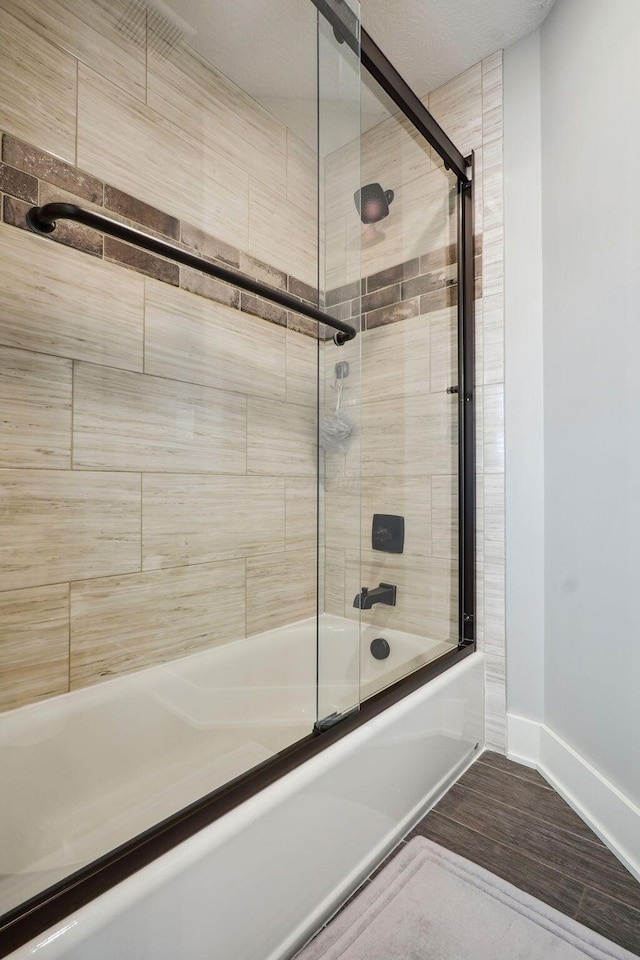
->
[26,203,357,345]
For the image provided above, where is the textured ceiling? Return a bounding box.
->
[157,0,556,150]
[360,0,556,98]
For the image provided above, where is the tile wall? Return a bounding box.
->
[0,0,505,751]
[0,0,321,712]
[322,53,506,749]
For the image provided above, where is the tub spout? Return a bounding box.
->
[353,583,397,609]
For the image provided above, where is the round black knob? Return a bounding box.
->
[370,637,391,660]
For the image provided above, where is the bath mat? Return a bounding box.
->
[298,836,638,960]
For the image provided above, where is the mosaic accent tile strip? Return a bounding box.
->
[0,131,321,334]
[0,131,481,341]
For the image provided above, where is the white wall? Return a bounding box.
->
[503,30,545,723]
[540,0,640,808]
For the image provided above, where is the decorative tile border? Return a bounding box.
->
[0,131,482,339]
[0,132,320,338]
[326,240,483,331]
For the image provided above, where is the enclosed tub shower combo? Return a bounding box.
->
[0,0,485,956]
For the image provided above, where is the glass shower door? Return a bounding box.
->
[317,1,363,727]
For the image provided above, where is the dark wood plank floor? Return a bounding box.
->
[403,751,640,956]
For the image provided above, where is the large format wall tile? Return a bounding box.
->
[346,550,458,640]
[147,40,287,198]
[428,62,483,160]
[0,470,141,590]
[0,7,77,162]
[143,475,285,569]
[77,66,250,248]
[0,224,144,370]
[247,397,316,477]
[0,584,69,712]
[285,478,317,551]
[246,549,316,635]
[286,327,317,407]
[248,179,316,286]
[70,561,245,687]
[431,475,458,560]
[361,313,431,403]
[361,392,457,477]
[73,363,246,473]
[362,476,432,559]
[0,347,72,467]
[144,281,286,401]
[0,0,146,101]
[286,131,317,220]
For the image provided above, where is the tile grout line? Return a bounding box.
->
[424,802,638,905]
[460,772,594,839]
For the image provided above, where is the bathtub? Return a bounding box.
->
[2,619,483,960]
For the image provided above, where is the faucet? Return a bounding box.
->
[353,582,397,609]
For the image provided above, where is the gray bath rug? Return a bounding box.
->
[298,836,638,960]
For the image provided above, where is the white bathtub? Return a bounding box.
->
[3,620,482,960]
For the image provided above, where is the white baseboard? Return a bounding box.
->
[507,713,640,883]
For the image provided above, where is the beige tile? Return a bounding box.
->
[0,223,144,370]
[361,109,432,198]
[287,131,317,220]
[483,293,504,385]
[144,280,286,401]
[483,138,504,234]
[346,550,458,640]
[362,477,431,558]
[249,179,317,286]
[0,470,141,590]
[482,50,503,146]
[0,0,146,100]
[432,475,458,560]
[485,654,507,752]
[0,584,69,712]
[361,392,457,478]
[324,216,347,291]
[475,385,484,476]
[247,549,316,634]
[484,383,504,473]
[324,547,346,616]
[143,474,284,569]
[323,138,361,225]
[286,478,317,551]
[484,475,505,565]
[429,62,482,158]
[0,347,72,467]
[0,7,76,162]
[73,363,246,473]
[362,313,430,403]
[484,562,506,654]
[78,66,250,248]
[360,166,456,281]
[482,224,504,301]
[473,146,484,239]
[286,328,318,407]
[247,397,316,477]
[325,476,360,552]
[475,474,485,568]
[474,296,485,387]
[147,39,287,198]
[70,561,245,687]
[430,305,458,394]
[475,559,485,648]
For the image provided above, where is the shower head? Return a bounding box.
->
[354,183,395,224]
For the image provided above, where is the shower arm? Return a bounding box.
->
[25,202,357,345]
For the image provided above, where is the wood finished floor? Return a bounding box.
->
[408,751,640,955]
[337,751,640,956]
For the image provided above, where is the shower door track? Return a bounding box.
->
[0,7,476,954]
